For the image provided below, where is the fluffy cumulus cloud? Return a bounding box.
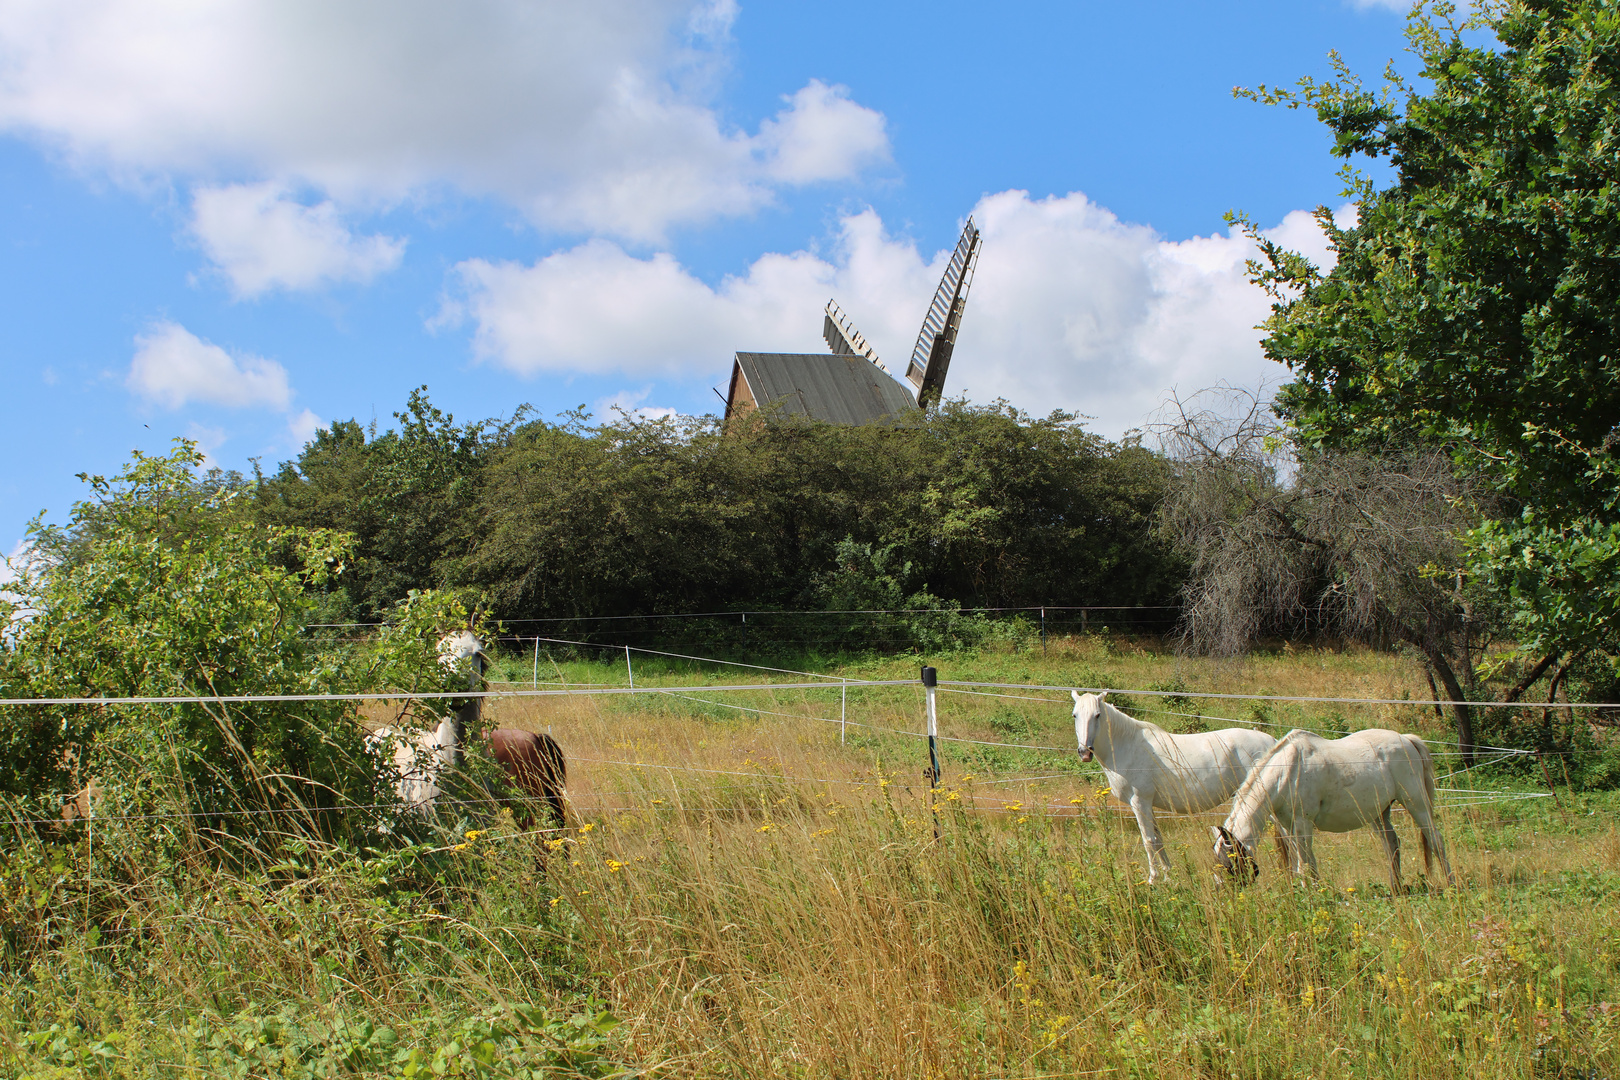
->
[444,191,1345,438]
[126,321,291,410]
[190,183,405,298]
[0,0,889,242]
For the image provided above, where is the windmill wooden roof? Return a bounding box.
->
[727,352,918,426]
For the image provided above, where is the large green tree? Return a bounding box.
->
[1248,0,1620,683]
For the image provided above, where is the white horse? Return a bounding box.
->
[365,630,488,811]
[1073,691,1276,883]
[366,715,457,811]
[1212,728,1453,891]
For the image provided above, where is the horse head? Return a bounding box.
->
[437,630,489,671]
[1210,825,1259,884]
[1071,690,1109,763]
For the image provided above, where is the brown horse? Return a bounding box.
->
[488,728,567,829]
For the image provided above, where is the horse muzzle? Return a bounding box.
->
[1078,747,1094,763]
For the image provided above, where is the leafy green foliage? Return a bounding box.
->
[256,387,528,620]
[258,394,1182,628]
[1243,0,1620,666]
[0,443,371,826]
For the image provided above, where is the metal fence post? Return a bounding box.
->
[922,665,940,839]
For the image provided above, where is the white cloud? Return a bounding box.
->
[595,386,680,422]
[286,407,324,448]
[0,1,890,240]
[445,192,1348,438]
[191,182,404,297]
[127,321,291,409]
[757,80,889,184]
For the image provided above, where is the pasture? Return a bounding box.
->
[4,634,1619,1077]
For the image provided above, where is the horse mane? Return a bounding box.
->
[1228,728,1311,814]
[1101,698,1170,738]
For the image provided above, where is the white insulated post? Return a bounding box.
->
[922,665,940,838]
[922,666,940,787]
[625,646,634,689]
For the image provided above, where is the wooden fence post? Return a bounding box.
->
[841,681,847,746]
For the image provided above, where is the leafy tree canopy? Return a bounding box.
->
[1244,0,1620,664]
[258,394,1183,631]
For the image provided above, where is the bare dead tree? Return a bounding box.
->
[1152,385,1540,764]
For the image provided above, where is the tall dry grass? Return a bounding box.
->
[551,786,1620,1078]
[3,635,1617,1078]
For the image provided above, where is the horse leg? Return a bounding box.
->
[1128,796,1169,883]
[1292,821,1318,879]
[536,734,568,830]
[1375,806,1402,893]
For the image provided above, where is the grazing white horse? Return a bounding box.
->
[1073,691,1276,883]
[1212,728,1453,891]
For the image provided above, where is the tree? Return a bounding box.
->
[1157,388,1497,759]
[1241,0,1620,686]
[255,387,525,619]
[462,400,1181,625]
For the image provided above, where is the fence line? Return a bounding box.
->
[4,674,1614,713]
[304,605,1179,629]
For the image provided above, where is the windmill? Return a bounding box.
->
[823,217,981,412]
[724,216,982,425]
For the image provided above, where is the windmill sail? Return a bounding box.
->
[904,218,981,411]
[823,300,889,373]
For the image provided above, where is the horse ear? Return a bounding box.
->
[1071,690,1082,704]
[1098,691,1108,702]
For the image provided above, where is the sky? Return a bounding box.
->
[0,0,1419,550]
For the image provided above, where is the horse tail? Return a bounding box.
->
[1411,734,1437,876]
[535,732,568,829]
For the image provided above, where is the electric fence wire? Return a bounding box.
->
[1,635,1599,819]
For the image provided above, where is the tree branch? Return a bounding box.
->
[1500,651,1560,704]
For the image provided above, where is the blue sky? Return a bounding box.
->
[0,0,1415,550]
